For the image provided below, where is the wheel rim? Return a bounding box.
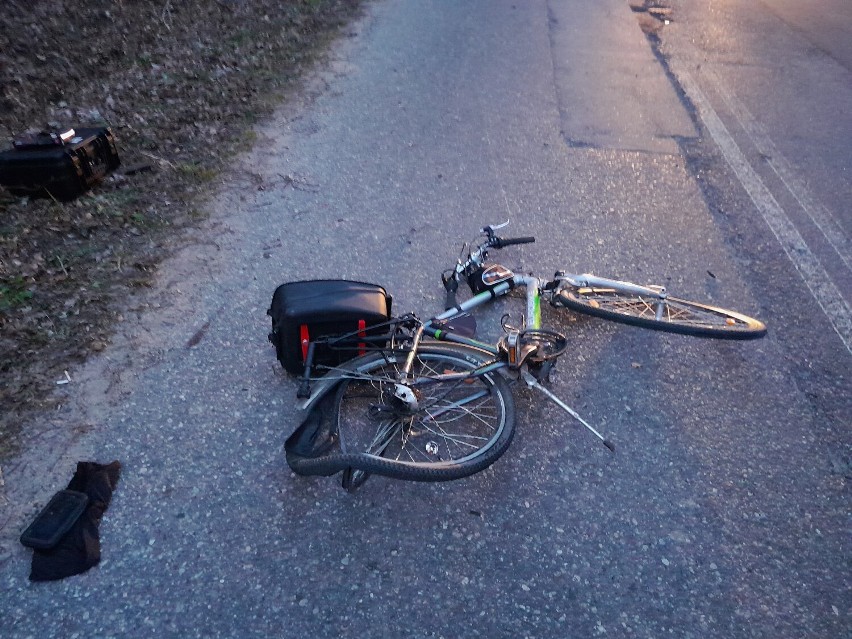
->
[573,288,761,332]
[336,352,509,468]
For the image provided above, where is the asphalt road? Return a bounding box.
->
[1,1,849,637]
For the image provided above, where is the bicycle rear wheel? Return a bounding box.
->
[334,345,515,488]
[554,288,766,339]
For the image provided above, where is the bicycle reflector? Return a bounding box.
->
[505,331,520,366]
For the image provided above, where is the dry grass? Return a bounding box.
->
[0,0,364,458]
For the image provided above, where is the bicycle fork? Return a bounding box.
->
[558,273,669,321]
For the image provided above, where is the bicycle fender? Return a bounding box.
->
[285,389,342,476]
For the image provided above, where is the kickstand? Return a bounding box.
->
[521,370,615,452]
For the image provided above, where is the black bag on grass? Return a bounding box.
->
[0,127,120,200]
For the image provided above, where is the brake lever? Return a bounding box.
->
[481,220,510,235]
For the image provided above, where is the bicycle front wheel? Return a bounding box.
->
[554,288,766,339]
[334,345,515,486]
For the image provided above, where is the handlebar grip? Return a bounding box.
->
[495,236,535,248]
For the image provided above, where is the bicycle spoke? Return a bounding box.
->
[426,397,497,428]
[321,344,516,482]
[558,287,765,338]
[365,418,402,455]
[587,292,741,327]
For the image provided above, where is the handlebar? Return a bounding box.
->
[442,228,536,307]
[493,236,535,249]
[465,231,535,270]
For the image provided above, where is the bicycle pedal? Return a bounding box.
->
[530,360,554,382]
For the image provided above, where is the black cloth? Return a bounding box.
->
[29,460,121,581]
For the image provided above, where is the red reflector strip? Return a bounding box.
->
[358,319,367,356]
[300,324,310,362]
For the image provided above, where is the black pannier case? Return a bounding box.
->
[268,280,392,375]
[0,127,120,200]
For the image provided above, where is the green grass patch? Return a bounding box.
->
[0,277,33,311]
[177,163,218,182]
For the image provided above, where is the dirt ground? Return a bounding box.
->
[0,0,363,458]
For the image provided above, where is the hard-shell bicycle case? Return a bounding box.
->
[268,280,392,374]
[0,127,120,200]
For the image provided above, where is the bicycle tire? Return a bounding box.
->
[554,288,766,339]
[337,345,515,484]
[290,344,516,486]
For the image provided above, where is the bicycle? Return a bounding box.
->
[283,222,766,491]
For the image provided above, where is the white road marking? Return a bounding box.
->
[674,65,852,355]
[704,68,852,272]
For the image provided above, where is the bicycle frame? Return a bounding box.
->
[425,274,542,346]
[420,268,669,358]
[294,264,624,456]
[295,266,615,452]
[424,269,670,346]
[297,268,669,407]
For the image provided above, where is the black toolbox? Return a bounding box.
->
[0,127,120,200]
[268,280,393,375]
